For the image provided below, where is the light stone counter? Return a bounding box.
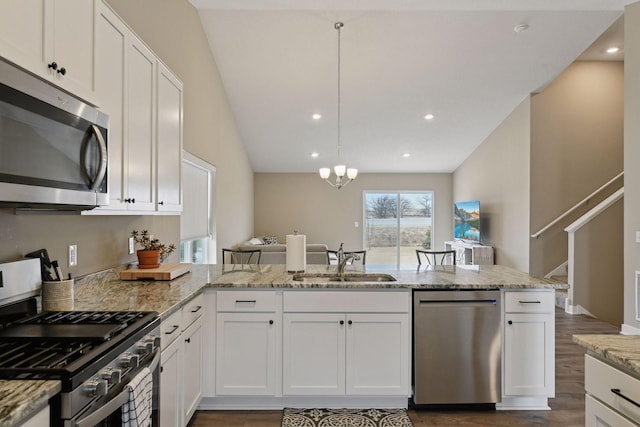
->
[573,334,640,377]
[71,264,566,319]
[0,380,60,427]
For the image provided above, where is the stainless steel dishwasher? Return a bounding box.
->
[413,289,502,408]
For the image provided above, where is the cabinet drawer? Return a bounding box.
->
[182,293,205,329]
[586,394,639,427]
[284,291,409,313]
[217,291,276,312]
[585,355,640,423]
[504,291,554,313]
[161,309,182,349]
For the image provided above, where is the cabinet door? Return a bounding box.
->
[503,313,555,396]
[126,35,156,211]
[282,313,345,395]
[345,313,409,396]
[160,337,181,427]
[0,0,49,75]
[94,1,128,211]
[156,62,183,213]
[183,317,203,425]
[586,394,638,427]
[50,0,95,102]
[216,312,277,395]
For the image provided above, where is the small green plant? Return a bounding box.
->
[131,230,176,260]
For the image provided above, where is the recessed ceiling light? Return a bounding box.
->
[424,113,434,120]
[311,152,319,158]
[312,113,322,120]
[513,23,529,33]
[403,153,411,158]
[606,47,620,54]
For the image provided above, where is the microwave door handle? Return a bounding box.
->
[85,124,107,191]
[75,351,160,427]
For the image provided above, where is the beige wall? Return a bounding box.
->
[624,3,640,332]
[0,0,253,273]
[254,173,452,253]
[453,97,531,272]
[573,199,623,326]
[529,61,624,278]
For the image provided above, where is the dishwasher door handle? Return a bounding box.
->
[418,299,497,305]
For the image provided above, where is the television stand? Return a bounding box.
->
[445,240,494,265]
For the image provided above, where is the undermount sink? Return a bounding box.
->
[292,273,397,283]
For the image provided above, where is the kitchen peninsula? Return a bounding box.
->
[0,264,567,426]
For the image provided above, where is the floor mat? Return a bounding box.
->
[281,408,413,427]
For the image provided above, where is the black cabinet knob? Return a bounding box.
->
[48,62,58,70]
[508,320,513,325]
[348,320,352,325]
[159,201,164,205]
[57,67,66,75]
[185,338,191,344]
[339,320,344,325]
[269,320,274,325]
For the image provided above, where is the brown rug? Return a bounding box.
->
[281,408,413,427]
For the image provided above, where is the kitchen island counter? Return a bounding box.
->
[72,263,566,319]
[573,334,640,377]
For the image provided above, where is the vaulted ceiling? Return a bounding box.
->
[189,0,627,173]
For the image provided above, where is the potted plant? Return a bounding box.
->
[131,230,176,269]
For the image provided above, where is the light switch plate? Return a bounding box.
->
[128,237,135,255]
[636,231,640,243]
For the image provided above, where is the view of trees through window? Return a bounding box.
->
[364,191,433,268]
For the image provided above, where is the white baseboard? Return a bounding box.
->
[496,396,550,410]
[565,302,595,317]
[621,323,640,335]
[198,395,409,410]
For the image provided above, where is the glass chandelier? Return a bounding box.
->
[319,22,358,189]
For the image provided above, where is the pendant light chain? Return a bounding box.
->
[336,22,343,163]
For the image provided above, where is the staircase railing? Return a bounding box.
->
[530,171,623,239]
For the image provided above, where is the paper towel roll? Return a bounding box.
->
[286,234,306,272]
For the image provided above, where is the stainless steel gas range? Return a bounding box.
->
[0,259,160,426]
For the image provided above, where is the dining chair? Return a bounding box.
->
[222,248,262,266]
[416,249,456,266]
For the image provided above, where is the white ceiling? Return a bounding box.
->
[189,0,628,173]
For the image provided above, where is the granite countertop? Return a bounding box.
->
[71,264,565,318]
[0,381,60,427]
[573,334,640,377]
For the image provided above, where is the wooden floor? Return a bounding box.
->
[189,308,620,427]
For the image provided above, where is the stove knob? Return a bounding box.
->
[137,340,153,354]
[85,379,108,398]
[120,353,139,369]
[148,335,161,350]
[100,367,122,385]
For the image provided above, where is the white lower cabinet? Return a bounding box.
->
[501,290,555,407]
[282,311,409,396]
[283,313,345,395]
[160,331,181,427]
[282,291,410,397]
[215,291,279,396]
[585,354,640,426]
[159,294,204,427]
[182,315,203,424]
[21,405,49,427]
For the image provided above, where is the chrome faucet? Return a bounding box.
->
[337,253,360,273]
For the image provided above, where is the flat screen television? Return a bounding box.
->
[454,200,480,243]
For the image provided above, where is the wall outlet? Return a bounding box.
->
[68,244,78,267]
[636,231,640,243]
[128,237,135,255]
[354,221,359,228]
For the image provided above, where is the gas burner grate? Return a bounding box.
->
[27,311,148,325]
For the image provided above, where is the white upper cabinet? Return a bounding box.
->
[0,0,96,104]
[88,1,182,215]
[156,62,183,213]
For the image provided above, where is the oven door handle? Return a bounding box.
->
[75,350,160,427]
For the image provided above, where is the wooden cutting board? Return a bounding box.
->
[120,263,192,281]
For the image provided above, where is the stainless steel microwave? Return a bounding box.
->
[0,59,108,210]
